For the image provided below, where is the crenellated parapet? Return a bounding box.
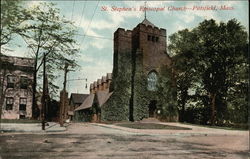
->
[89,73,112,94]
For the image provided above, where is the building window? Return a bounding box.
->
[156,37,159,42]
[147,35,151,41]
[20,76,28,89]
[7,75,15,88]
[19,98,27,111]
[152,36,155,42]
[6,97,14,110]
[20,115,26,119]
[147,71,158,91]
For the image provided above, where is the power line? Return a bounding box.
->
[81,0,100,43]
[71,0,76,22]
[74,33,113,40]
[67,78,87,82]
[79,1,87,27]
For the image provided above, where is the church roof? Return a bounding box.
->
[96,90,113,107]
[70,93,88,105]
[74,93,95,111]
[141,18,155,27]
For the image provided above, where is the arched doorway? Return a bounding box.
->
[148,100,157,117]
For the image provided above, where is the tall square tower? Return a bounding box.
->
[102,18,178,121]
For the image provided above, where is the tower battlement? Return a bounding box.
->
[136,23,166,37]
[114,28,132,39]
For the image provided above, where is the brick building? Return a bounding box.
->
[101,18,178,121]
[0,55,34,119]
[74,18,178,122]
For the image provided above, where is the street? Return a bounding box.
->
[0,123,248,159]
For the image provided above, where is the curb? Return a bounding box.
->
[0,122,67,133]
[90,123,237,137]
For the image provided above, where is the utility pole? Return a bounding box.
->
[60,63,69,127]
[0,56,3,131]
[42,54,46,130]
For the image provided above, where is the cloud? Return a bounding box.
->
[68,59,113,94]
[175,22,185,31]
[2,41,31,58]
[178,13,195,23]
[25,1,43,9]
[79,54,94,63]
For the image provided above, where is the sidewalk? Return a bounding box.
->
[91,122,248,137]
[0,122,66,133]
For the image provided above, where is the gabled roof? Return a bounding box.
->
[74,90,113,111]
[96,90,113,107]
[70,93,88,105]
[141,18,155,27]
[74,93,95,111]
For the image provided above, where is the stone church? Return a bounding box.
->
[101,18,178,121]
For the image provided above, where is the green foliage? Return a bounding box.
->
[116,123,191,130]
[169,19,248,125]
[74,109,92,122]
[157,67,178,121]
[102,49,178,121]
[101,51,132,121]
[132,71,149,121]
[20,2,79,98]
[0,0,33,50]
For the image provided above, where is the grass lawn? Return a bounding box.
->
[115,122,192,130]
[0,119,40,124]
[182,122,248,131]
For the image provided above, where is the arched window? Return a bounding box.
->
[147,71,158,91]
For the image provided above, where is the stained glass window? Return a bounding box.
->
[147,71,157,91]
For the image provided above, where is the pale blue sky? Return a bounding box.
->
[4,0,249,96]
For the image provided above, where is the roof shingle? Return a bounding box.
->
[70,93,88,105]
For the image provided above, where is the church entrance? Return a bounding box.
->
[148,100,157,117]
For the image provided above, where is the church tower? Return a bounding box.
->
[101,17,178,122]
[132,18,171,73]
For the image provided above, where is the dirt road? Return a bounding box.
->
[0,123,248,159]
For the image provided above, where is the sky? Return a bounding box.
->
[4,0,249,97]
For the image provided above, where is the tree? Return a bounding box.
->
[0,0,32,48]
[0,0,34,123]
[20,2,79,119]
[1,0,29,106]
[169,19,248,126]
[169,29,201,122]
